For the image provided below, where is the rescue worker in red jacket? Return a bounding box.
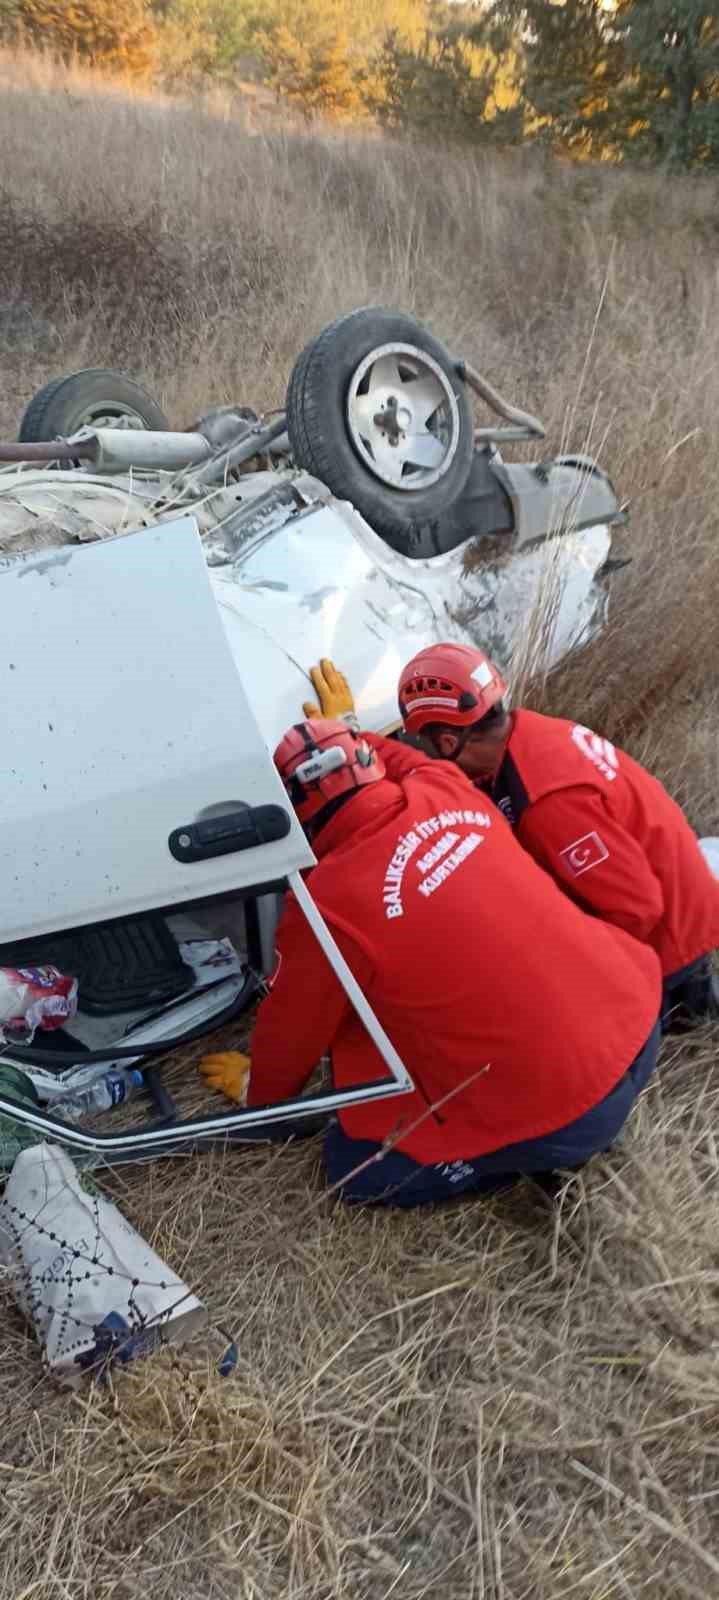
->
[200,715,661,1207]
[302,649,719,1033]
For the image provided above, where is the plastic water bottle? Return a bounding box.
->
[53,1067,145,1123]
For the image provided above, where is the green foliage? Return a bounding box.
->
[150,0,520,130]
[152,0,254,79]
[374,19,524,142]
[255,21,364,117]
[247,0,427,120]
[5,0,718,166]
[491,0,719,166]
[616,1,719,166]
[489,0,625,153]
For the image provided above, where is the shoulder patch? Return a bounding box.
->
[559,831,609,877]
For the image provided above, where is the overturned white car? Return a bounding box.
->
[0,308,627,1161]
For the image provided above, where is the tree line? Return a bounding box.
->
[5,0,719,168]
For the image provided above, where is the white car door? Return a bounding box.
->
[0,518,314,943]
[0,517,415,1156]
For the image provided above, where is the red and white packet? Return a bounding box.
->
[0,966,78,1042]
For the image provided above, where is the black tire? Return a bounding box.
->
[18,369,169,442]
[285,307,474,555]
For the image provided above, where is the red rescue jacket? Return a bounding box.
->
[487,709,719,977]
[248,747,660,1164]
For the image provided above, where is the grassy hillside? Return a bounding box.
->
[1,52,718,1600]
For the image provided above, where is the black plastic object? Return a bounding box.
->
[4,969,259,1070]
[430,446,515,557]
[2,915,194,1016]
[143,1063,177,1123]
[169,804,290,864]
[22,1025,90,1056]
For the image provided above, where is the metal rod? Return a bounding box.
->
[0,415,286,475]
[0,439,96,464]
[474,425,547,443]
[0,875,413,1162]
[289,870,414,1092]
[461,360,546,439]
[192,415,289,487]
[0,1078,408,1159]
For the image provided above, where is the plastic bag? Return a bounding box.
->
[179,936,244,980]
[0,1143,207,1387]
[0,965,78,1043]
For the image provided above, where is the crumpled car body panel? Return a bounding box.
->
[0,459,613,748]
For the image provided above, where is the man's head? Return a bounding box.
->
[398,643,511,782]
[274,717,385,837]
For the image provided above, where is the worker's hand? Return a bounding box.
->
[303,658,358,730]
[199,1050,251,1104]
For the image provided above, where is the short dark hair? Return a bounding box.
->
[423,701,508,750]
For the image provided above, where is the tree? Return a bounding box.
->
[0,0,18,33]
[255,20,364,116]
[247,0,427,120]
[489,0,626,155]
[490,0,719,166]
[374,19,523,141]
[615,1,719,166]
[18,0,158,73]
[150,0,256,79]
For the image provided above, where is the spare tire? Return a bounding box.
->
[19,369,169,442]
[286,308,474,554]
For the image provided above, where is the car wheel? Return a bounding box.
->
[285,307,474,555]
[18,369,169,442]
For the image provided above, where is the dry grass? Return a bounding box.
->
[1,54,719,1599]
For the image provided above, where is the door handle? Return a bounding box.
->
[168,804,290,864]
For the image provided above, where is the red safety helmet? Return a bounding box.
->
[274,718,385,829]
[398,643,507,737]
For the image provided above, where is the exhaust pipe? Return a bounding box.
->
[0,430,213,472]
[0,438,96,464]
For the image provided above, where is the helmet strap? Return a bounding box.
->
[306,786,359,840]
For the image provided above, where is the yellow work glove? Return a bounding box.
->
[303,658,359,731]
[199,1050,251,1104]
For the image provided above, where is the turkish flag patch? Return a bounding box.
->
[559,831,609,877]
